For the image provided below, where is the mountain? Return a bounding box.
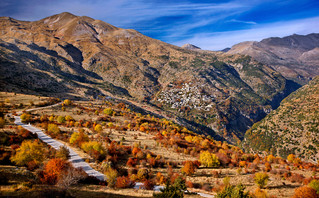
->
[227,33,319,85]
[243,76,319,162]
[0,12,298,142]
[181,43,201,50]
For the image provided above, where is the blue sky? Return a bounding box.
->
[1,0,319,50]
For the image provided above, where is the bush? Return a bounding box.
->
[81,141,105,160]
[115,176,135,188]
[20,113,31,122]
[55,146,70,160]
[143,179,155,190]
[137,168,149,180]
[287,154,295,163]
[309,179,319,194]
[153,176,186,198]
[105,167,118,188]
[94,124,103,133]
[63,99,71,106]
[254,172,269,189]
[69,130,89,147]
[48,124,60,135]
[41,158,70,185]
[216,184,250,198]
[199,151,220,168]
[11,140,45,167]
[293,186,318,198]
[103,108,114,116]
[253,188,268,198]
[57,116,65,124]
[181,161,196,176]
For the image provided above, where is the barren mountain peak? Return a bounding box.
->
[181,43,201,50]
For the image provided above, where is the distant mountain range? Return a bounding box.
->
[0,12,304,142]
[227,33,319,85]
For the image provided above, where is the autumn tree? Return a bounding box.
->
[41,158,70,184]
[94,124,103,133]
[254,172,269,188]
[199,151,220,168]
[293,186,318,198]
[20,113,31,122]
[103,108,114,116]
[57,116,65,124]
[69,130,89,147]
[11,140,45,167]
[47,124,60,135]
[181,161,196,176]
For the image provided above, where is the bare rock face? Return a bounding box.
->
[227,34,319,85]
[0,12,299,142]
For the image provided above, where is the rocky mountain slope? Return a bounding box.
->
[0,12,298,142]
[243,76,319,162]
[227,33,319,85]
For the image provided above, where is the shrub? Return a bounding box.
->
[105,167,118,188]
[69,130,89,147]
[254,172,269,188]
[115,176,134,188]
[266,155,276,163]
[11,140,45,167]
[216,184,250,198]
[181,161,196,176]
[57,116,65,124]
[41,158,70,185]
[65,115,74,121]
[63,99,71,106]
[293,186,318,198]
[264,162,272,172]
[309,179,319,194]
[55,146,70,160]
[103,108,114,116]
[199,151,220,168]
[47,124,60,135]
[253,188,268,198]
[287,154,295,163]
[127,158,137,167]
[81,141,105,160]
[153,176,186,198]
[20,113,31,122]
[137,168,149,180]
[94,124,103,133]
[143,179,155,190]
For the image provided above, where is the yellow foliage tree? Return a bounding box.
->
[48,124,60,135]
[63,99,71,106]
[199,151,220,168]
[11,140,45,166]
[94,124,103,133]
[20,113,31,122]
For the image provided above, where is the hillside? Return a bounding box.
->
[227,33,319,85]
[0,12,299,142]
[243,76,319,162]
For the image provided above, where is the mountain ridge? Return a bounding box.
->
[0,12,299,142]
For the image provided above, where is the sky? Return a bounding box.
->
[1,0,319,50]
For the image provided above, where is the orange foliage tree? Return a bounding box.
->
[292,186,318,198]
[41,158,70,185]
[181,161,196,176]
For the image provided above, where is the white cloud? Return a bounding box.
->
[173,16,319,50]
